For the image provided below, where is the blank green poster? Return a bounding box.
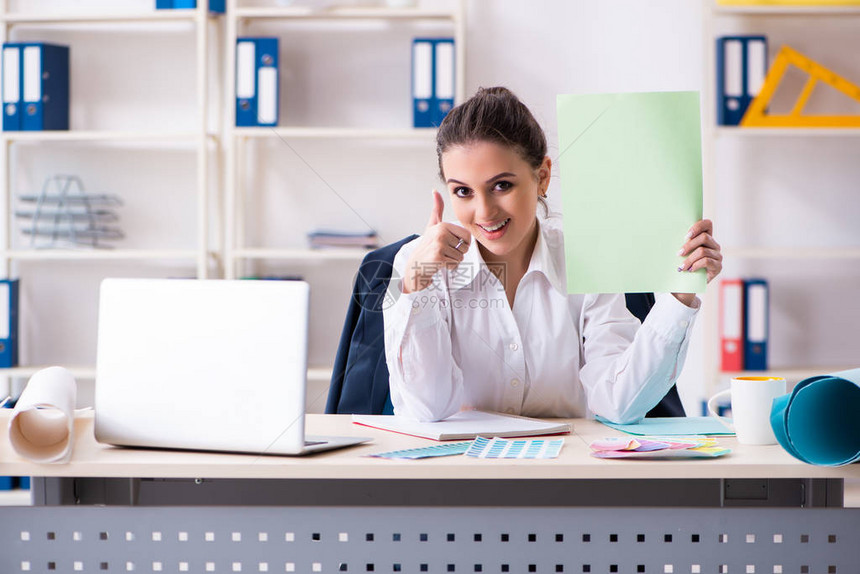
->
[556,91,705,294]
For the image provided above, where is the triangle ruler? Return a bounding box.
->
[741,45,860,128]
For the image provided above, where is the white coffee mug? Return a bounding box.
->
[707,376,786,445]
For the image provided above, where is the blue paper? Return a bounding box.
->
[770,368,860,466]
[367,442,472,460]
[596,416,735,436]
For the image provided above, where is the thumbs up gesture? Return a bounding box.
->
[402,190,471,294]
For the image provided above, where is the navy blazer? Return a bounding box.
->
[326,238,684,418]
[326,235,418,415]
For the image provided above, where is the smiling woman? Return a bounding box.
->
[382,87,723,424]
[439,142,548,309]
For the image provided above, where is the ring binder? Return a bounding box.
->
[235,38,279,127]
[1,42,69,131]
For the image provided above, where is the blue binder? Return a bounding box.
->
[0,279,19,368]
[156,0,225,12]
[2,44,22,130]
[432,38,455,127]
[716,35,767,126]
[412,39,434,128]
[3,43,70,131]
[412,38,456,128]
[742,278,768,371]
[235,38,279,127]
[21,43,69,130]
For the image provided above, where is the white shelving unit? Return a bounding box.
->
[701,0,860,398]
[223,1,466,400]
[0,2,222,384]
[0,1,467,403]
[223,1,466,278]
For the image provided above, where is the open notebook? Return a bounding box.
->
[353,411,571,441]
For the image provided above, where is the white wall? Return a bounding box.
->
[6,0,858,417]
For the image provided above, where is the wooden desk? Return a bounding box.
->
[1,412,858,574]
[2,412,857,480]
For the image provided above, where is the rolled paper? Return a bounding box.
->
[8,366,77,463]
[770,368,860,466]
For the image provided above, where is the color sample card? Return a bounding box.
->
[589,435,731,459]
[557,91,705,294]
[366,442,472,460]
[465,436,564,459]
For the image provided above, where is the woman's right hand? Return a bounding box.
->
[402,190,471,294]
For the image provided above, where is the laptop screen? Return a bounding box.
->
[94,279,310,455]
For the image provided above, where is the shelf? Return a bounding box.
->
[0,365,330,383]
[308,367,333,382]
[233,127,439,140]
[3,249,205,261]
[700,2,860,404]
[1,130,216,144]
[714,127,860,137]
[722,246,860,259]
[0,10,215,25]
[716,367,856,380]
[711,4,860,15]
[0,365,96,379]
[231,248,369,262]
[233,6,459,21]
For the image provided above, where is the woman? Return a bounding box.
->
[383,87,722,423]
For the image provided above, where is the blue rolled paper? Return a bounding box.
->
[770,368,860,466]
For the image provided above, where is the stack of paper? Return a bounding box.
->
[307,229,379,249]
[589,436,731,459]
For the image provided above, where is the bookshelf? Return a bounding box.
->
[223,0,466,409]
[0,1,466,409]
[0,1,222,398]
[223,1,466,276]
[701,0,860,400]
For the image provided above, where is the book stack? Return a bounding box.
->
[307,229,379,250]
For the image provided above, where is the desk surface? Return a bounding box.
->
[1,411,857,480]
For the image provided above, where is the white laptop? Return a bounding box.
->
[94,278,371,455]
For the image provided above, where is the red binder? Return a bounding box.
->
[720,279,744,371]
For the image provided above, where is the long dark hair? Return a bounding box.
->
[436,86,548,181]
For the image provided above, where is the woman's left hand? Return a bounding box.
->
[672,219,722,307]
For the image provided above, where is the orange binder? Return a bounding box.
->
[720,279,744,371]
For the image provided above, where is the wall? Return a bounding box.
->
[6,0,858,418]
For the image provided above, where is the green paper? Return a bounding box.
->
[557,91,705,294]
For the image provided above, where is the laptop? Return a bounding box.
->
[94,278,371,455]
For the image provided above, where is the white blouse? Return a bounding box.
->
[383,215,699,423]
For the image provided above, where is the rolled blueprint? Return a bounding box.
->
[770,368,860,466]
[8,366,77,463]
